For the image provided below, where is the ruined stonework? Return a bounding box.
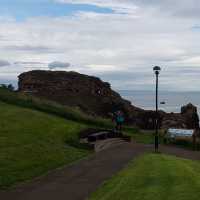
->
[18,70,143,123]
[18,70,199,130]
[161,113,187,129]
[181,103,199,129]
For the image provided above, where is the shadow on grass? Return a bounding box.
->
[166,140,200,151]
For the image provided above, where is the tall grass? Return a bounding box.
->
[0,88,112,128]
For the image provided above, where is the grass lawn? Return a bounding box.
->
[125,129,155,144]
[89,154,200,200]
[0,101,90,189]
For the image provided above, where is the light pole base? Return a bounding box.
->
[155,135,159,152]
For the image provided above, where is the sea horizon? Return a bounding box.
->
[118,90,200,116]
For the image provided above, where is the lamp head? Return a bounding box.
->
[153,66,161,75]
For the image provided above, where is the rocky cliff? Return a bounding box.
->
[18,70,144,124]
[18,70,199,130]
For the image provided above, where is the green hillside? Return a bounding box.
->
[0,88,112,128]
[0,101,90,189]
[0,88,145,189]
[89,154,200,200]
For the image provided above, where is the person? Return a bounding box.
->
[114,110,124,133]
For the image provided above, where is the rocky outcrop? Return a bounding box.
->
[160,104,199,129]
[18,70,143,124]
[181,103,199,129]
[161,113,187,129]
[18,70,199,130]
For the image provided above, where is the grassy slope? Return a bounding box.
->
[0,101,90,189]
[125,129,155,144]
[0,88,112,128]
[0,89,142,189]
[89,154,200,200]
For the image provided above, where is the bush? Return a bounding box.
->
[0,84,15,91]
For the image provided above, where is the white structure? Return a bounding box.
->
[166,129,194,139]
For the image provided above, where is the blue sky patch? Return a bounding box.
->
[0,0,113,21]
[191,25,200,31]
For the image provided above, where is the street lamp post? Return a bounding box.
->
[153,66,161,152]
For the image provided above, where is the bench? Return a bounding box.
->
[88,131,108,142]
[87,131,130,142]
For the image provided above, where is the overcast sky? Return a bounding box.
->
[0,0,200,91]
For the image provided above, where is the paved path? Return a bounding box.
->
[0,143,152,200]
[1,142,200,200]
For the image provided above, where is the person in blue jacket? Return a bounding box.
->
[115,110,124,132]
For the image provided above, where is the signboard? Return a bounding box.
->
[166,129,194,138]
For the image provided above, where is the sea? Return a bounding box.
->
[119,90,200,116]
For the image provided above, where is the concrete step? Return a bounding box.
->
[95,138,128,152]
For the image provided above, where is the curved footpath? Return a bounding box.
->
[1,142,200,200]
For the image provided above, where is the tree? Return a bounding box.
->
[7,84,14,91]
[0,83,15,91]
[0,84,8,89]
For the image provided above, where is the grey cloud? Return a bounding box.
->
[95,66,200,91]
[97,71,151,81]
[57,0,137,14]
[14,61,45,65]
[0,35,6,41]
[48,61,71,69]
[192,25,200,30]
[58,0,200,17]
[5,45,59,54]
[0,60,10,67]
[135,0,200,18]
